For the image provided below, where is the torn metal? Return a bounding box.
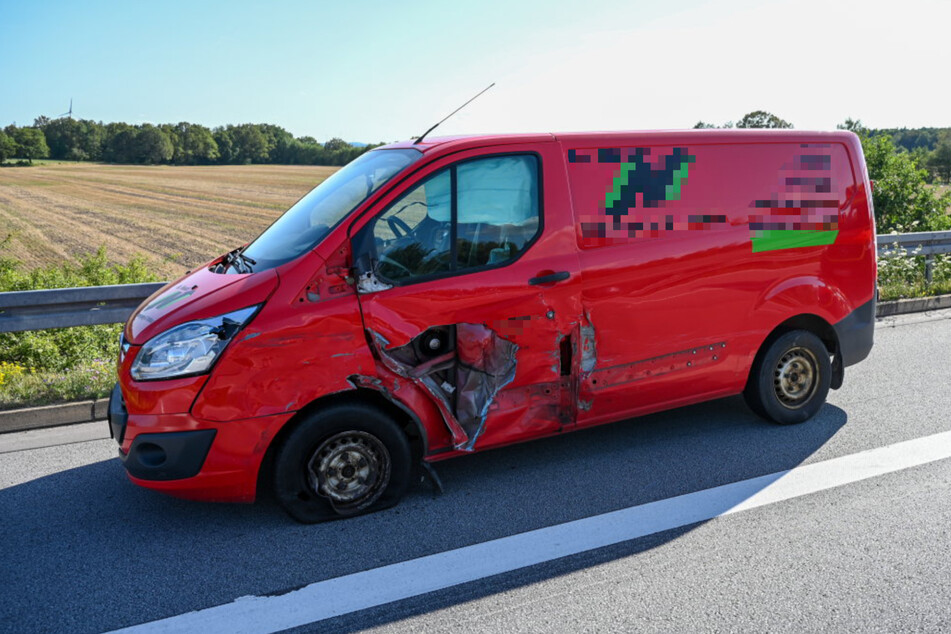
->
[581,321,597,373]
[356,270,393,294]
[367,324,518,451]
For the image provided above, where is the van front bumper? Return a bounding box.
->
[108,383,294,503]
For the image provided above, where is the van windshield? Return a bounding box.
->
[238,148,422,271]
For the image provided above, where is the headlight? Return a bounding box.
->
[130,305,259,381]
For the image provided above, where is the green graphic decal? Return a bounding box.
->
[750,229,839,253]
[665,159,691,201]
[604,162,637,211]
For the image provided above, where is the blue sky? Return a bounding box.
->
[2,0,949,142]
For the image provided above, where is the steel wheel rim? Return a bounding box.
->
[773,346,819,409]
[307,431,390,511]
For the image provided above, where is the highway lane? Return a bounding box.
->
[1,308,950,633]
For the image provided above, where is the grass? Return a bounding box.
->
[0,359,114,410]
[879,279,951,301]
[0,161,337,279]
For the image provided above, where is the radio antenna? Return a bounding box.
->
[414,83,495,145]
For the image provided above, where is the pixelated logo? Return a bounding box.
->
[487,315,541,338]
[570,147,726,245]
[749,145,839,252]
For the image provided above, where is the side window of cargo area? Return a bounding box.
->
[367,154,540,283]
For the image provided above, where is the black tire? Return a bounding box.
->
[272,403,412,523]
[744,330,832,425]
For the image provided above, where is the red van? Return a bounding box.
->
[109,130,876,522]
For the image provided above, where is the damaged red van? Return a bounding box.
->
[110,129,876,522]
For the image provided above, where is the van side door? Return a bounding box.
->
[350,144,582,453]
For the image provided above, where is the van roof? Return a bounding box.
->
[379,129,859,154]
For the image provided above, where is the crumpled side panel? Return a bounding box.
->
[368,323,519,451]
[454,323,518,446]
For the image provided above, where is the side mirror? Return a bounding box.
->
[350,226,394,293]
[351,225,375,277]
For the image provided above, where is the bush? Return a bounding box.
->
[0,247,159,373]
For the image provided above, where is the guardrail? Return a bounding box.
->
[0,231,950,334]
[876,230,951,282]
[0,282,165,334]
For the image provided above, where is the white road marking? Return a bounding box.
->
[111,429,951,634]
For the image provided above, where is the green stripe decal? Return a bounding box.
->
[665,161,690,201]
[604,162,636,210]
[751,230,839,253]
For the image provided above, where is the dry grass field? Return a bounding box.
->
[0,162,338,279]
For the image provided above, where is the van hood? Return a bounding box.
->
[126,266,280,345]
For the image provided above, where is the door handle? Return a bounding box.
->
[529,271,570,286]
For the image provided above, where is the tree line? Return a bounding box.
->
[2,109,950,187]
[0,117,381,166]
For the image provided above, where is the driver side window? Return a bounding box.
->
[372,170,453,281]
[364,154,540,285]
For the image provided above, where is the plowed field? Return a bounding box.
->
[0,162,337,278]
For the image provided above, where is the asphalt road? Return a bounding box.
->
[1,308,950,633]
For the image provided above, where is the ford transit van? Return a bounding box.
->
[109,130,876,522]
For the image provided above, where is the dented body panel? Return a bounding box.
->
[112,129,876,503]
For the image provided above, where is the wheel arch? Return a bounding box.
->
[256,385,427,499]
[750,275,853,391]
[747,312,843,392]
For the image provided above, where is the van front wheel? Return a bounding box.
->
[744,330,831,425]
[273,404,412,523]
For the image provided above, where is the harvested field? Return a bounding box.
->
[0,162,337,279]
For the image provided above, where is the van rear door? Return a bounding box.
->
[351,144,582,452]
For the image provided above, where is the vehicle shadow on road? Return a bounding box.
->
[0,396,847,633]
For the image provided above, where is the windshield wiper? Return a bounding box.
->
[222,247,256,274]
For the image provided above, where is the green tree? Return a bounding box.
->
[861,132,951,232]
[323,137,349,152]
[135,125,174,164]
[927,132,951,183]
[159,123,184,162]
[38,117,103,161]
[12,127,50,163]
[295,140,324,164]
[102,124,137,163]
[0,130,15,161]
[261,125,297,163]
[693,121,716,129]
[736,111,793,129]
[230,124,270,163]
[181,123,219,164]
[76,119,104,161]
[836,117,868,135]
[213,127,235,163]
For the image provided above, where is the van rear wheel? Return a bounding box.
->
[272,403,412,523]
[744,330,831,425]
